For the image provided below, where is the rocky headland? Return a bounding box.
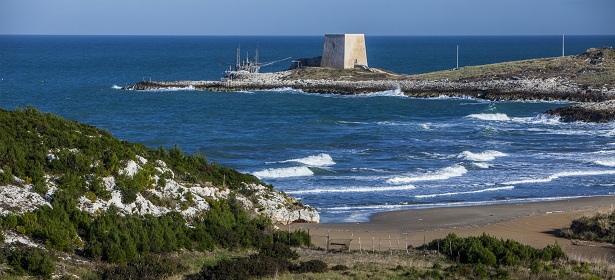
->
[123,48,615,122]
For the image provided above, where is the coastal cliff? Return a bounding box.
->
[123,48,615,122]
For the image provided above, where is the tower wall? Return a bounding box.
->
[320,34,368,69]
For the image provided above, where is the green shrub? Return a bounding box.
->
[2,247,55,279]
[258,242,298,260]
[101,255,187,280]
[331,264,348,271]
[195,255,291,280]
[427,233,567,267]
[290,259,327,273]
[561,212,615,244]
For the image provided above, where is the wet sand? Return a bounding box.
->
[295,196,615,262]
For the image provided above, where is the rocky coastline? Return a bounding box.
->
[123,48,615,122]
[125,72,612,102]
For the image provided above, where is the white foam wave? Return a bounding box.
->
[266,87,304,93]
[364,86,405,97]
[504,170,615,185]
[511,114,563,125]
[277,153,335,167]
[472,162,490,169]
[140,85,196,92]
[111,85,122,90]
[467,113,511,121]
[458,150,508,162]
[387,165,467,184]
[414,186,514,198]
[595,160,615,167]
[286,184,416,195]
[252,166,313,179]
[321,195,590,212]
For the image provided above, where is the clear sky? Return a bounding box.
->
[1,0,613,36]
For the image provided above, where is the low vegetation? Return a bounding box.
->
[413,48,615,88]
[0,107,308,279]
[560,210,615,244]
[285,48,615,89]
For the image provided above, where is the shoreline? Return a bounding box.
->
[122,47,615,122]
[295,196,615,262]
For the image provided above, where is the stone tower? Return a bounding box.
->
[320,34,368,69]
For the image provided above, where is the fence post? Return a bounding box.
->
[326,230,330,252]
[359,237,362,254]
[406,235,409,254]
[389,235,392,256]
[372,237,375,254]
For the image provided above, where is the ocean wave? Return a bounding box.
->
[458,150,508,162]
[321,195,591,212]
[276,153,335,167]
[467,113,511,121]
[414,186,514,198]
[387,165,467,184]
[595,160,615,167]
[363,87,405,97]
[252,166,313,179]
[503,170,615,185]
[510,114,562,125]
[266,87,304,93]
[472,162,490,169]
[111,85,122,90]
[286,184,416,195]
[133,85,196,92]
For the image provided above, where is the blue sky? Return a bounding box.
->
[1,0,613,35]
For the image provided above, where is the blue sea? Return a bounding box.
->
[2,35,615,223]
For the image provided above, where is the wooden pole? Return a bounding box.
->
[389,235,392,255]
[359,237,362,254]
[326,230,330,252]
[406,236,409,254]
[372,237,375,254]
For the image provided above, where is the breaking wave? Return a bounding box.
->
[286,184,416,195]
[458,150,508,162]
[503,170,615,185]
[363,86,405,97]
[387,165,467,184]
[414,186,515,198]
[595,160,615,167]
[276,153,335,167]
[111,85,122,90]
[252,166,313,179]
[467,113,511,121]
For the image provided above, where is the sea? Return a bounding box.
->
[2,35,615,223]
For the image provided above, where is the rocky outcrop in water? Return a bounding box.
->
[122,48,615,122]
[124,73,615,102]
[546,101,615,123]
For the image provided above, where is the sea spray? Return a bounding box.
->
[387,165,468,184]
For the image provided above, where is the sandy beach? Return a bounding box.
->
[295,196,615,263]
